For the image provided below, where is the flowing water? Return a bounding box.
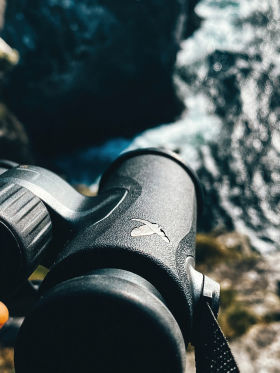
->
[57,0,280,253]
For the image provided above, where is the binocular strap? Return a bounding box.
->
[195,302,240,373]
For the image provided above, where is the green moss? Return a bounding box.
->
[218,288,259,339]
[196,234,226,267]
[219,304,258,339]
[219,288,237,309]
[226,306,258,337]
[0,346,14,372]
[236,254,259,269]
[196,232,261,339]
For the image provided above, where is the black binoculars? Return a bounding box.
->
[0,148,221,373]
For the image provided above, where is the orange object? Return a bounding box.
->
[0,301,9,328]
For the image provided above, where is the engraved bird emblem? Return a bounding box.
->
[131,218,170,243]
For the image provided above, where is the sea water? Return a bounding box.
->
[57,0,280,253]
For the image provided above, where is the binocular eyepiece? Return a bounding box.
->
[0,149,220,373]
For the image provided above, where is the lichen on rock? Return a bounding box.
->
[191,231,280,372]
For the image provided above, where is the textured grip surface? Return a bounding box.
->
[0,182,52,297]
[40,149,199,342]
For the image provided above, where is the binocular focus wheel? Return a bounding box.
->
[0,183,52,298]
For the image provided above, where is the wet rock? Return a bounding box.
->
[0,0,200,157]
[175,1,280,252]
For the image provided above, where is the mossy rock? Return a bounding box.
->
[196,232,258,271]
[0,346,14,373]
[219,288,237,309]
[224,305,258,338]
[217,287,259,339]
[195,233,235,269]
[218,287,259,339]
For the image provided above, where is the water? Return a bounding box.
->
[56,0,280,253]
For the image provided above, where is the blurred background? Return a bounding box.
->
[0,0,280,372]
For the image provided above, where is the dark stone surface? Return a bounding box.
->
[0,103,33,163]
[185,0,202,38]
[1,0,199,158]
[0,1,32,163]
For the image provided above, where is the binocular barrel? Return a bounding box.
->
[0,149,219,373]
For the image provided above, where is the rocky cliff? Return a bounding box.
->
[0,0,32,163]
[1,0,200,157]
[186,232,280,372]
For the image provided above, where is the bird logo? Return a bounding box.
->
[130,218,170,243]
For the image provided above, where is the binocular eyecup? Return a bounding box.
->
[16,269,186,372]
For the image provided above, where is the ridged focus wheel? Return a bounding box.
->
[0,182,52,298]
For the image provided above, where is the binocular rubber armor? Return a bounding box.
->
[0,148,239,373]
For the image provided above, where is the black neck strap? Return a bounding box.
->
[195,302,240,373]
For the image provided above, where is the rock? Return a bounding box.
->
[215,231,253,257]
[193,232,280,371]
[195,233,229,268]
[0,0,199,158]
[0,37,18,77]
[0,0,19,85]
[185,0,202,38]
[0,25,31,163]
[175,2,280,252]
[195,231,257,271]
[0,103,33,163]
[0,345,14,373]
[231,322,280,373]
